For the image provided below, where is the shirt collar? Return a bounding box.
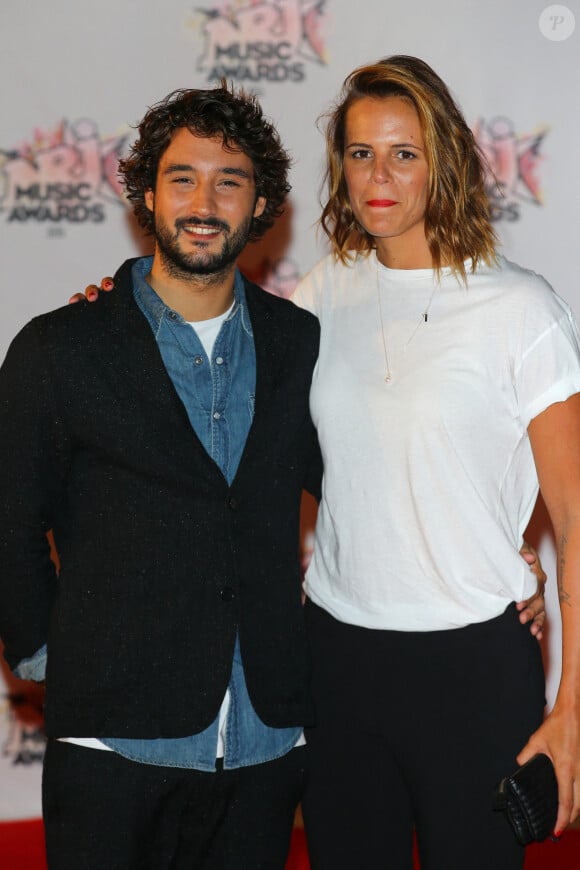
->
[131,255,250,333]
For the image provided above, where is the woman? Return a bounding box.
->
[291,56,580,869]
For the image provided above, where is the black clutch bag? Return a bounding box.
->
[493,753,558,846]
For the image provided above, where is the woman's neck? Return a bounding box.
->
[375,232,433,270]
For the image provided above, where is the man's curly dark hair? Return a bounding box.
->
[120,82,291,243]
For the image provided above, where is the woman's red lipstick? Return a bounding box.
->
[367,199,397,207]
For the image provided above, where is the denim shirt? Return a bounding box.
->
[100,257,302,770]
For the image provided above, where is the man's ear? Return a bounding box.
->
[144,189,155,212]
[254,195,267,219]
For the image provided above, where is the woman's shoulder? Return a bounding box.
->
[482,257,579,353]
[475,255,569,312]
[292,251,370,314]
[485,255,554,296]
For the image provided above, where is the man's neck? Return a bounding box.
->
[146,258,237,322]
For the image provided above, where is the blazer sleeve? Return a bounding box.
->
[0,320,68,671]
[303,420,322,503]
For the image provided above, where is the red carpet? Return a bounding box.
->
[287,828,580,869]
[286,828,580,870]
[0,819,47,870]
[0,819,578,868]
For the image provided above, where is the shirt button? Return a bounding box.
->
[215,356,224,365]
[213,411,221,420]
[220,586,235,602]
[168,311,178,321]
[194,356,203,366]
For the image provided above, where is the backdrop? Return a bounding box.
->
[1,0,578,819]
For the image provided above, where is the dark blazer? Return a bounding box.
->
[0,259,321,738]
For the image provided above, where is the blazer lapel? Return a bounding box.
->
[239,280,291,467]
[105,261,225,481]
[109,281,188,422]
[248,282,290,409]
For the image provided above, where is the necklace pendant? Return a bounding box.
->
[384,373,392,383]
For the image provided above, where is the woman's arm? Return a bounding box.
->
[518,392,580,834]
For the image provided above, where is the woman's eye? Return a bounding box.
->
[349,149,372,160]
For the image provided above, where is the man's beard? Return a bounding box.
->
[154,214,252,281]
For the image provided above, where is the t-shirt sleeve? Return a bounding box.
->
[515,288,580,429]
[290,256,330,317]
[291,275,316,315]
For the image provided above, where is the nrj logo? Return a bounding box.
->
[473,117,548,222]
[0,119,129,226]
[189,0,328,84]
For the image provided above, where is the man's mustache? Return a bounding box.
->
[175,216,230,233]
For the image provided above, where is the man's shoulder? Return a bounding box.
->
[20,259,136,349]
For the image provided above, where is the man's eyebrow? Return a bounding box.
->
[163,163,194,174]
[221,167,253,179]
[162,163,252,179]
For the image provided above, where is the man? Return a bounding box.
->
[0,84,321,869]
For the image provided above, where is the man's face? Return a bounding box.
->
[145,128,266,278]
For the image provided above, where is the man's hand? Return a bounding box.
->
[69,277,114,305]
[516,540,547,640]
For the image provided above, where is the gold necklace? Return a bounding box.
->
[376,257,438,383]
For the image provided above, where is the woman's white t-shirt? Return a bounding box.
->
[292,252,580,631]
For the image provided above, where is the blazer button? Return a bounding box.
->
[227,496,239,510]
[220,586,235,602]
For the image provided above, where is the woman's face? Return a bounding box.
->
[343,95,431,268]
